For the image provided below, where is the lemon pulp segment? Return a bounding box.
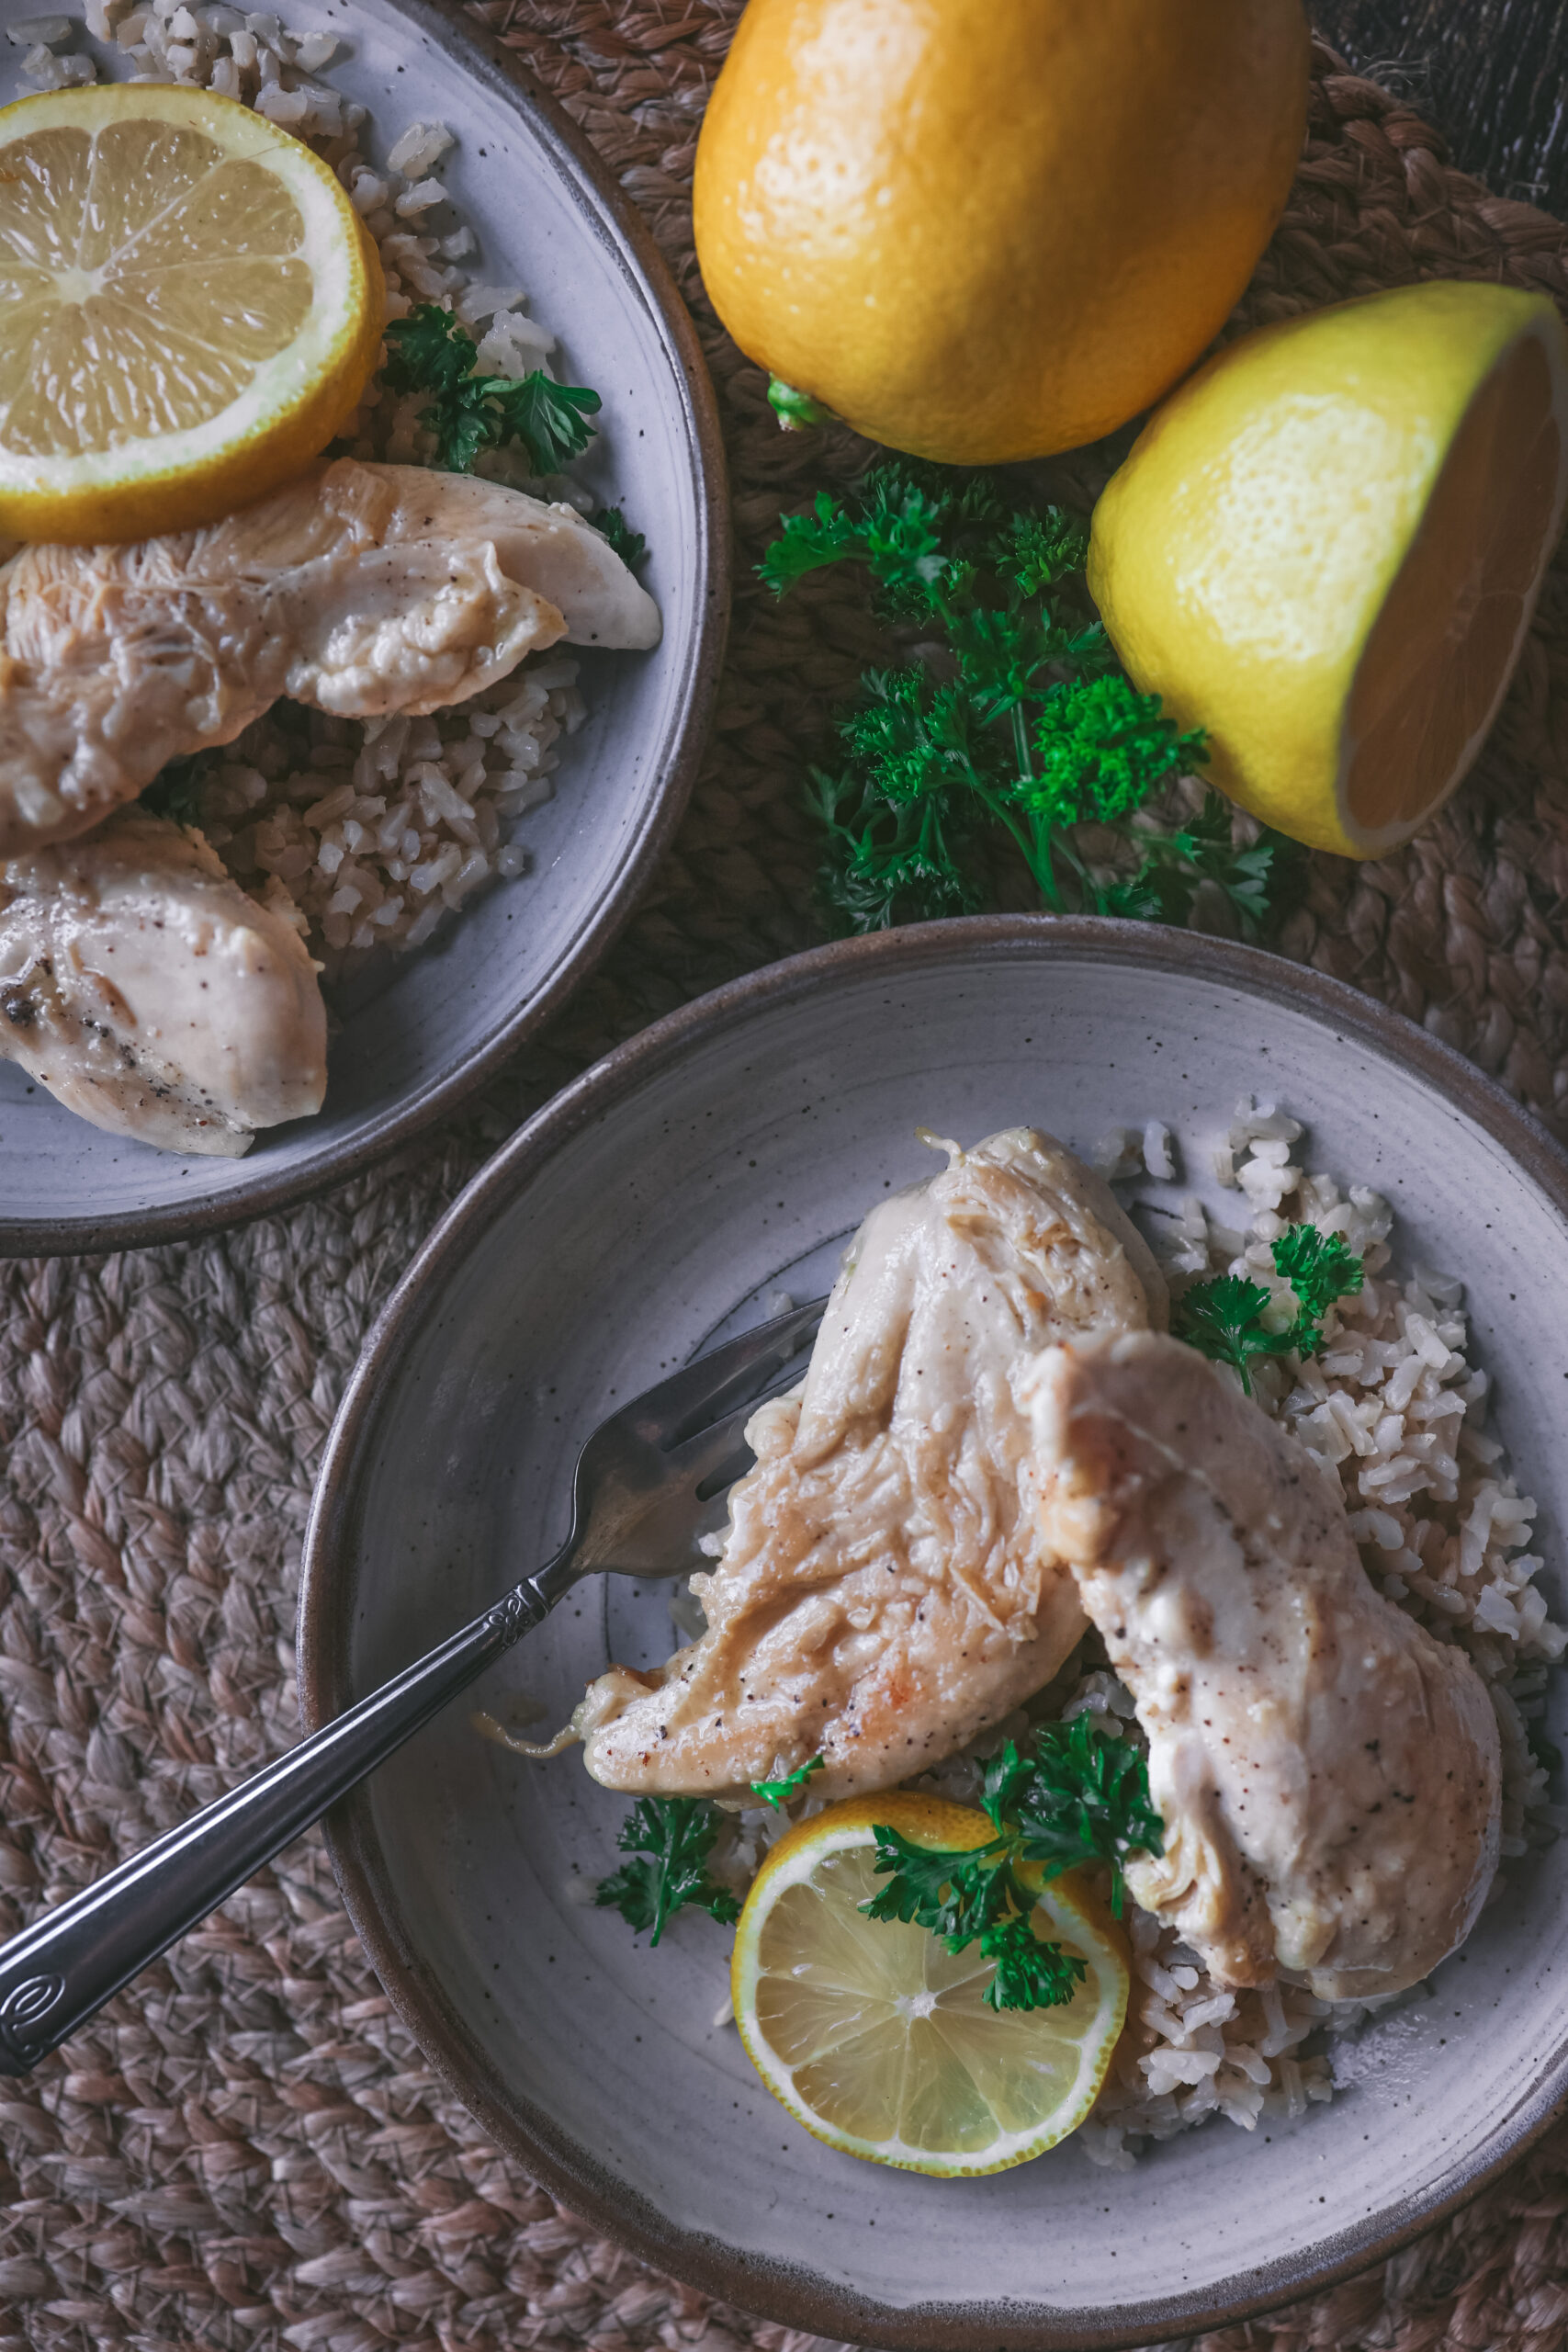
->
[755,1845,1111,2155]
[0,85,383,540]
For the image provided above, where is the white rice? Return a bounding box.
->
[694,1103,1566,2170]
[25,5,604,977]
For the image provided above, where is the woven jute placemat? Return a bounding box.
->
[6,11,1568,2347]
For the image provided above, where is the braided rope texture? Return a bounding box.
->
[5,9,1568,2347]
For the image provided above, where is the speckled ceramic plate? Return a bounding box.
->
[0,0,727,1256]
[298,919,1568,2350]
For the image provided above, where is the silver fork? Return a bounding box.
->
[0,1295,826,2077]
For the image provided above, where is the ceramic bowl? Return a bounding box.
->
[0,0,727,1256]
[298,918,1568,2349]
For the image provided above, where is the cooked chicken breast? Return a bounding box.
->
[575,1128,1168,1803]
[0,806,327,1155]
[0,458,661,854]
[1029,1330,1502,2000]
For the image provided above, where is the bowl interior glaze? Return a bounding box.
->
[0,0,726,1254]
[300,921,1568,2349]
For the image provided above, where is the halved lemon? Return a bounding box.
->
[730,1793,1129,2176]
[0,84,384,542]
[1089,281,1568,858]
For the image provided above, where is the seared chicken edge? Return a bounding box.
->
[0,458,661,854]
[571,1126,1168,1803]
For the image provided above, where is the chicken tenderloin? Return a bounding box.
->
[573,1128,1168,1803]
[0,458,660,854]
[1027,1329,1503,1999]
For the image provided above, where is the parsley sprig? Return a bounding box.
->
[751,1755,825,1811]
[764,464,1300,936]
[864,1716,1163,2012]
[592,505,649,571]
[383,303,602,476]
[593,1798,741,1944]
[1174,1223,1364,1394]
[984,1716,1165,1915]
[863,1831,1087,2011]
[595,1757,826,1939]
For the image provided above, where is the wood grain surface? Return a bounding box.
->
[1314,0,1568,215]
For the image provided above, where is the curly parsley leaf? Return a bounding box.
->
[864,1719,1159,2009]
[491,372,602,473]
[1175,1223,1365,1392]
[593,1797,741,1944]
[382,301,472,397]
[863,1824,1084,2009]
[978,1911,1089,2010]
[996,1714,1166,1918]
[383,302,601,475]
[1171,1274,1293,1394]
[759,463,1303,935]
[759,475,950,603]
[750,1755,825,1811]
[1100,790,1300,934]
[382,304,491,470]
[989,508,1090,596]
[1026,676,1207,830]
[808,745,983,933]
[862,1825,1009,1940]
[593,504,648,570]
[758,489,869,589]
[1270,1224,1364,1346]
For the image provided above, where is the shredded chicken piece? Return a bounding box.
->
[0,806,326,1155]
[0,458,660,854]
[574,1128,1168,1802]
[1030,1329,1502,2000]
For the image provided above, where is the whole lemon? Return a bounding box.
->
[693,0,1310,464]
[1088,282,1568,858]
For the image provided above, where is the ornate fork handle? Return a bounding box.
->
[0,1575,556,2077]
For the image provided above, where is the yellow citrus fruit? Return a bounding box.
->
[730,1793,1129,2175]
[693,0,1310,464]
[0,84,384,542]
[1089,281,1568,859]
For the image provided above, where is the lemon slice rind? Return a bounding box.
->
[730,1799,1130,2177]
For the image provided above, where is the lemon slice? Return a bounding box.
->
[1088,281,1568,858]
[730,1794,1129,2176]
[0,84,384,542]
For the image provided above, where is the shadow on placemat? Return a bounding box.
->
[4,7,1568,2347]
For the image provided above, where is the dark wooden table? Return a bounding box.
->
[1313,1,1568,216]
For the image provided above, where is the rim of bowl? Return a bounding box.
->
[299,914,1568,2350]
[0,0,730,1261]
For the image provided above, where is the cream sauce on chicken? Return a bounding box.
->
[0,458,660,854]
[0,806,326,1154]
[1029,1329,1502,1999]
